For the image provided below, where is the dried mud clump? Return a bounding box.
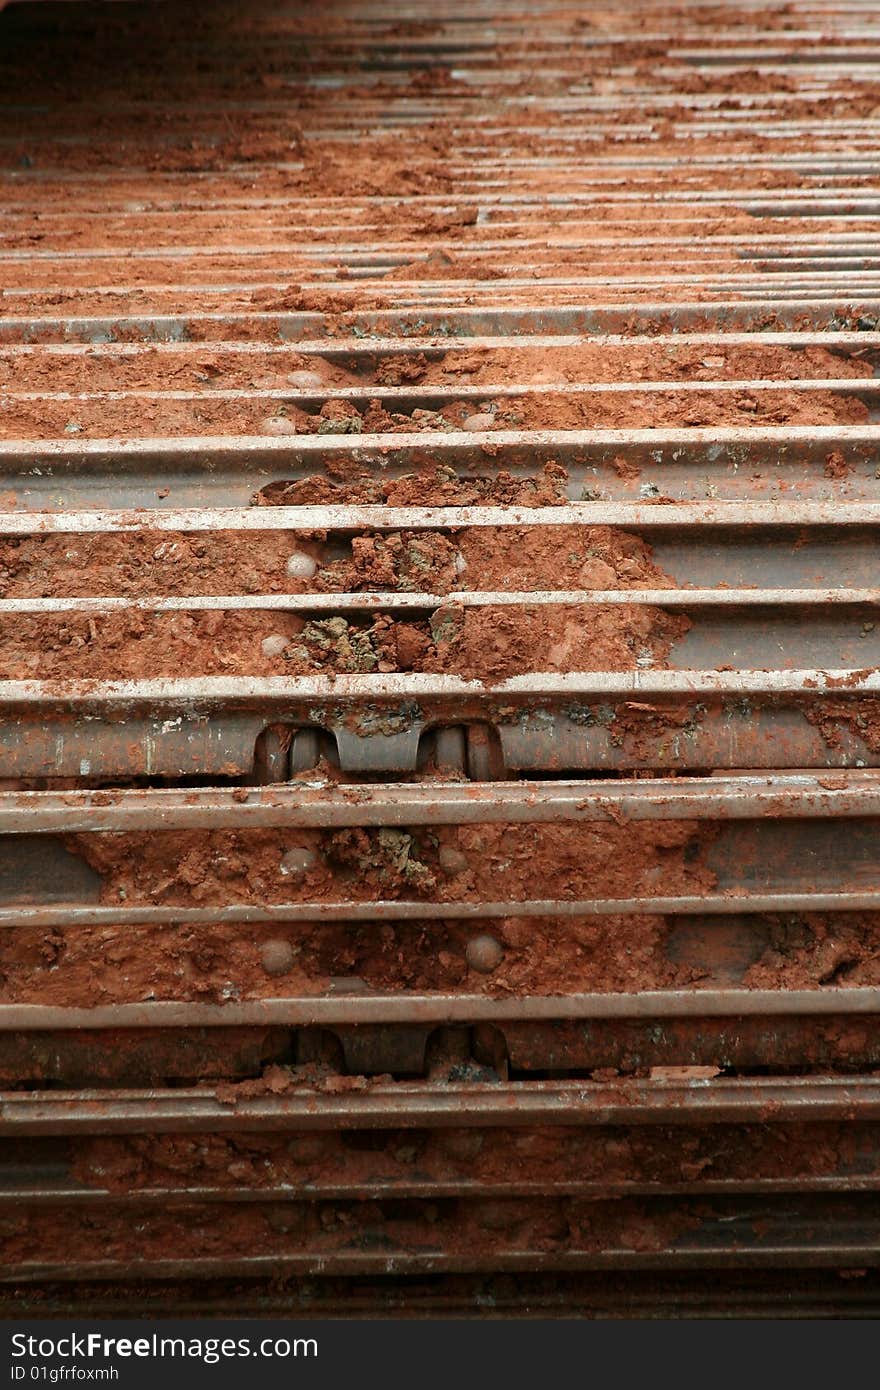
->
[282,615,398,674]
[744,912,880,990]
[315,531,460,593]
[420,602,689,683]
[323,827,437,894]
[253,461,570,508]
[805,700,880,755]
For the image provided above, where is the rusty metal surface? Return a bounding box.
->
[0,1028,289,1087]
[3,328,875,366]
[10,1192,880,1280]
[4,780,880,930]
[0,1075,879,1133]
[4,0,880,1304]
[0,670,878,777]
[3,501,880,529]
[3,434,880,512]
[4,587,879,612]
[0,773,874,832]
[7,892,880,931]
[1,1270,878,1319]
[0,696,875,777]
[2,986,879,1030]
[3,301,876,342]
[1,1010,878,1083]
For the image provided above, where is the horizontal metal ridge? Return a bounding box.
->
[0,669,874,704]
[4,893,880,933]
[5,422,879,459]
[4,1251,880,1282]
[15,1177,879,1203]
[0,988,878,1032]
[4,503,880,537]
[9,274,880,294]
[2,589,876,615]
[0,1075,876,1133]
[6,379,880,407]
[2,328,875,356]
[3,230,880,250]
[0,774,875,834]
[1,299,875,341]
[3,1250,876,1283]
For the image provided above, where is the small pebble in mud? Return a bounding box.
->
[441,1130,484,1160]
[265,1204,303,1232]
[261,633,289,658]
[438,846,469,876]
[280,846,316,875]
[286,551,318,580]
[461,412,495,432]
[260,938,296,977]
[261,415,298,436]
[466,933,504,974]
[287,370,324,389]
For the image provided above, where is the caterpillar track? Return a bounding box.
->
[2,0,880,1316]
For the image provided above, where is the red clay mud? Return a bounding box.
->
[0,599,687,681]
[0,384,867,439]
[0,911,697,1005]
[68,1120,878,1196]
[0,525,674,599]
[254,462,571,508]
[1,343,868,398]
[63,819,719,909]
[0,1197,697,1265]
